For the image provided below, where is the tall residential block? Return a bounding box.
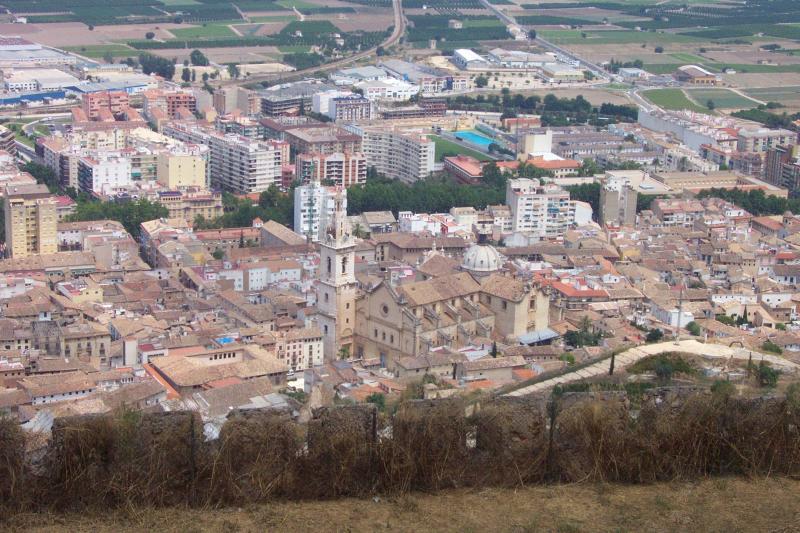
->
[4,183,57,258]
[296,152,367,188]
[600,175,638,227]
[506,178,577,238]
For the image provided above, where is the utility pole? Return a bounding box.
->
[674,275,684,345]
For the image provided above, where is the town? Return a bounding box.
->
[1,0,800,527]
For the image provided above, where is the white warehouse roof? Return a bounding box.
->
[453,49,485,63]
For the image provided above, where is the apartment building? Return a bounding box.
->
[765,145,800,193]
[81,90,129,120]
[505,178,576,238]
[258,81,337,116]
[295,152,367,188]
[737,128,796,153]
[283,125,362,156]
[329,95,373,121]
[156,148,207,188]
[600,175,638,227]
[3,183,57,258]
[142,89,197,119]
[162,122,287,194]
[77,154,132,195]
[207,134,283,193]
[272,326,324,372]
[293,181,347,243]
[355,125,436,183]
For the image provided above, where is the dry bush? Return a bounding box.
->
[632,390,727,481]
[473,397,547,486]
[717,397,797,476]
[553,392,630,483]
[0,414,27,507]
[46,414,117,508]
[384,398,469,492]
[295,404,378,498]
[208,410,300,504]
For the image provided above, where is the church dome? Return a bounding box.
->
[462,241,503,274]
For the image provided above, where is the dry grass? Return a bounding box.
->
[6,478,800,532]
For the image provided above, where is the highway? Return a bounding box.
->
[216,0,406,88]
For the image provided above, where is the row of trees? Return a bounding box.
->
[696,188,800,217]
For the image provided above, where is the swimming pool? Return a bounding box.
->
[454,130,494,147]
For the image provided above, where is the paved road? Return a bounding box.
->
[505,339,800,397]
[214,0,405,88]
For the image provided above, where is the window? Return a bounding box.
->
[502,301,507,310]
[342,256,348,274]
[326,256,332,274]
[324,293,329,303]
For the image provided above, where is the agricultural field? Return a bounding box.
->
[742,86,800,111]
[538,29,703,45]
[168,24,239,40]
[63,44,136,59]
[642,88,710,113]
[684,88,761,110]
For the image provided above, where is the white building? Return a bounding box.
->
[487,48,552,69]
[293,181,347,243]
[3,68,80,92]
[77,153,132,195]
[355,78,419,101]
[312,89,353,115]
[506,178,577,238]
[351,124,436,183]
[452,49,488,70]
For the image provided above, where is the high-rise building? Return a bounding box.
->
[0,124,16,155]
[329,95,373,121]
[315,189,356,360]
[355,124,436,183]
[142,89,197,120]
[3,183,57,258]
[600,175,638,227]
[207,134,284,193]
[295,152,367,188]
[293,181,347,243]
[506,178,577,238]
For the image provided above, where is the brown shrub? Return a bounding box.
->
[473,396,547,485]
[209,409,300,503]
[0,414,27,506]
[296,404,378,498]
[385,398,469,492]
[553,392,630,482]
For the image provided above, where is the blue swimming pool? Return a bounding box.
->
[454,130,494,147]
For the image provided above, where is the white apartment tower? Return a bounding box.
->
[293,180,347,243]
[506,178,577,238]
[316,190,357,360]
[208,134,283,194]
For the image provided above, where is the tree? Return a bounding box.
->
[145,31,155,40]
[706,99,716,110]
[227,63,241,79]
[491,342,498,358]
[190,49,209,66]
[711,379,735,400]
[212,248,224,260]
[365,392,386,411]
[654,360,673,383]
[761,340,782,355]
[139,52,175,79]
[337,346,350,360]
[686,321,701,336]
[181,67,191,83]
[376,45,386,56]
[191,69,196,82]
[528,29,537,39]
[755,361,780,387]
[102,51,114,64]
[474,75,488,88]
[646,328,664,343]
[654,46,664,53]
[88,24,94,31]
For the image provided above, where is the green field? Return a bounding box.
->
[685,88,760,109]
[670,52,709,63]
[63,44,135,58]
[463,19,505,28]
[429,135,491,162]
[276,0,318,8]
[716,63,800,73]
[250,15,296,23]
[642,88,710,113]
[278,45,311,53]
[539,29,703,45]
[743,86,800,100]
[169,23,238,39]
